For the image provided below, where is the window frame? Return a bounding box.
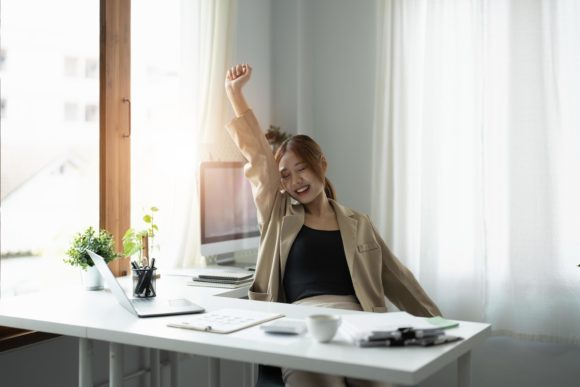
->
[0,0,131,347]
[100,0,131,277]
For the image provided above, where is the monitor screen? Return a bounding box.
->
[199,161,260,261]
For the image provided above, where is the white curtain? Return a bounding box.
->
[373,0,580,343]
[131,0,235,269]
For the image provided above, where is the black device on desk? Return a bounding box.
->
[357,327,462,347]
[199,161,260,268]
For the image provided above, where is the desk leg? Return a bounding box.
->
[170,351,179,387]
[208,358,220,387]
[79,338,93,387]
[243,363,256,387]
[151,349,161,387]
[110,343,124,387]
[457,351,472,387]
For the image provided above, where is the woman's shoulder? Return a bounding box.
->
[330,199,376,226]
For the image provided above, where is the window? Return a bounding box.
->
[85,104,97,122]
[130,0,207,269]
[64,102,79,121]
[85,58,98,79]
[373,0,580,341]
[0,48,6,70]
[64,56,79,78]
[0,0,99,297]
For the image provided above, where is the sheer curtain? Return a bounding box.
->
[372,0,580,342]
[131,0,235,269]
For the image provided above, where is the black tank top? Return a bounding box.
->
[283,225,356,304]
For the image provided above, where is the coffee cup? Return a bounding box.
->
[306,314,342,343]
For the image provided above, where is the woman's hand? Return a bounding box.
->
[225,63,252,117]
[225,63,252,94]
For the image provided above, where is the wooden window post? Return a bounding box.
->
[100,0,131,276]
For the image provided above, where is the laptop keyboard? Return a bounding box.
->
[131,298,155,304]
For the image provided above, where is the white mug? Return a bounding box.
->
[306,314,342,343]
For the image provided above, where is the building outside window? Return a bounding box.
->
[0,0,99,297]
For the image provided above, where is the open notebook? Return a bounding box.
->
[167,308,284,334]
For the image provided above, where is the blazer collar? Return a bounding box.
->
[330,199,358,276]
[280,203,304,279]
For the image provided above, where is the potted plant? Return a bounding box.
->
[64,226,120,290]
[265,124,291,153]
[123,206,159,267]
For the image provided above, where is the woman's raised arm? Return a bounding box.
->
[224,64,281,228]
[225,63,252,117]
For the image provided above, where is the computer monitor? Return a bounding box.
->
[199,161,260,265]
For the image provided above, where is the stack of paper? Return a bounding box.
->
[187,270,254,289]
[340,312,461,347]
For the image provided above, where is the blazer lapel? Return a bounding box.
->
[331,200,358,277]
[280,205,305,279]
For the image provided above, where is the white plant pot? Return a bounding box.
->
[82,265,104,290]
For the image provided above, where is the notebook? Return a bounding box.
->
[188,269,254,288]
[168,308,284,333]
[87,250,205,318]
[187,279,253,289]
[196,270,254,281]
[192,276,253,285]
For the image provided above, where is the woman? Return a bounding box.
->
[225,63,441,387]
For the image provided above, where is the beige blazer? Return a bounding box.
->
[226,110,441,317]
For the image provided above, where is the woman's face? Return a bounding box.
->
[278,150,326,205]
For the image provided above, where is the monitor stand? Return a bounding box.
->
[215,253,236,266]
[212,253,256,272]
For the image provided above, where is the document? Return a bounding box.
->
[340,312,459,343]
[168,308,284,334]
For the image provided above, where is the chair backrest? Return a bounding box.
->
[254,365,284,387]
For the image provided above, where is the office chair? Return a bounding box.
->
[254,364,284,387]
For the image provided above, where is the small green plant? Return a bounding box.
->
[64,227,120,270]
[265,124,291,153]
[123,206,159,261]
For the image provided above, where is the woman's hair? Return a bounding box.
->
[274,134,336,200]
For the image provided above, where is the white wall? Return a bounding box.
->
[233,0,272,130]
[269,0,376,214]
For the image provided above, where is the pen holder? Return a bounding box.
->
[132,267,157,298]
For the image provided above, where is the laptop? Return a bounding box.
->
[87,250,205,317]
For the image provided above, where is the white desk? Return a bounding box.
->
[0,276,490,387]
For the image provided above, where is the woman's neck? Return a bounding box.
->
[303,194,338,230]
[304,194,333,218]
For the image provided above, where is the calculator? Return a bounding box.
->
[261,319,307,335]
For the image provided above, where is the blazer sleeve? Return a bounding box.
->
[225,110,281,228]
[369,218,442,317]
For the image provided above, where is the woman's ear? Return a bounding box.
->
[320,155,328,173]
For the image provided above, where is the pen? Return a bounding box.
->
[368,330,402,341]
[414,328,445,338]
